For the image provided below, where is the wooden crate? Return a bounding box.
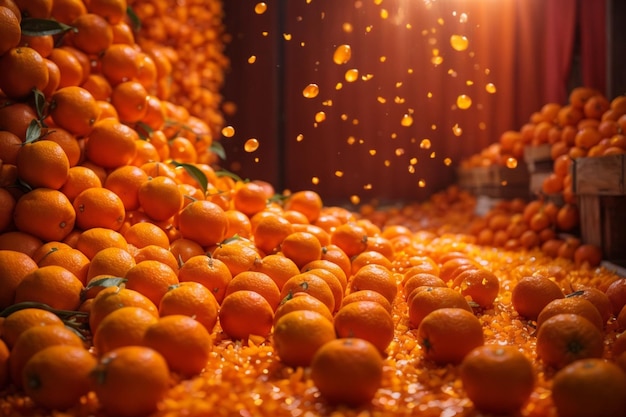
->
[523,144,553,173]
[574,155,626,266]
[457,164,530,199]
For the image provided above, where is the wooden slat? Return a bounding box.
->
[573,155,626,195]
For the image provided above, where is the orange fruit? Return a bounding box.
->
[232,181,268,217]
[22,344,97,411]
[9,324,84,388]
[0,131,21,165]
[16,140,70,190]
[606,278,626,316]
[59,166,103,202]
[177,254,232,304]
[252,213,294,254]
[0,307,64,349]
[224,209,252,239]
[280,231,323,268]
[86,0,126,24]
[552,358,626,417]
[123,222,170,250]
[211,238,261,276]
[137,175,183,222]
[159,282,218,332]
[49,86,100,137]
[330,222,368,258]
[0,47,48,99]
[407,286,473,329]
[178,200,228,247]
[132,244,178,271]
[334,300,394,353]
[460,345,535,415]
[0,187,16,232]
[341,289,393,314]
[511,275,564,321]
[0,249,38,309]
[92,306,157,356]
[301,258,348,291]
[284,190,323,223]
[251,253,300,290]
[37,247,90,285]
[536,313,604,370]
[88,285,158,333]
[280,272,335,314]
[350,250,393,275]
[14,265,83,311]
[0,231,42,258]
[124,260,179,306]
[13,0,52,18]
[452,267,500,308]
[573,286,613,324]
[310,338,383,406]
[304,267,345,313]
[75,227,128,260]
[218,290,274,340]
[99,43,140,86]
[224,270,282,311]
[273,292,334,324]
[103,166,149,211]
[81,73,112,101]
[92,346,170,417]
[84,118,139,168]
[169,238,204,264]
[402,273,446,300]
[537,295,605,331]
[320,243,352,279]
[0,6,20,56]
[348,263,398,305]
[0,339,8,389]
[111,80,149,123]
[68,13,113,55]
[417,307,484,365]
[48,47,83,88]
[73,187,125,231]
[86,247,135,280]
[273,310,336,367]
[0,102,38,140]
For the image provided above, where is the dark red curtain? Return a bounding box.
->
[222,0,606,206]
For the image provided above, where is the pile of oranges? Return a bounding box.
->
[2,1,626,417]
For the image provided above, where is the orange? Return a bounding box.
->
[81,73,112,101]
[12,187,77,241]
[9,324,83,388]
[0,102,38,139]
[280,231,322,268]
[0,307,63,349]
[73,187,125,231]
[536,313,604,370]
[92,305,157,355]
[402,273,446,300]
[231,182,267,217]
[92,346,170,417]
[224,209,252,239]
[124,260,178,306]
[452,268,500,308]
[0,6,20,56]
[143,315,212,377]
[573,243,603,268]
[0,131,21,165]
[123,222,170,249]
[273,310,336,367]
[177,254,231,304]
[310,338,383,406]
[0,339,9,389]
[350,250,393,275]
[86,247,135,280]
[13,0,52,18]
[460,345,535,415]
[551,358,626,417]
[252,213,293,254]
[60,166,103,202]
[0,47,48,99]
[511,275,564,321]
[129,139,160,166]
[22,344,97,411]
[537,296,604,331]
[0,231,42,258]
[169,237,205,263]
[320,244,352,279]
[349,263,398,305]
[68,13,113,55]
[49,86,100,137]
[85,118,139,168]
[303,267,344,313]
[167,136,197,163]
[0,187,16,232]
[417,307,484,365]
[334,300,394,354]
[137,175,183,222]
[178,200,228,247]
[573,286,613,324]
[88,285,158,333]
[341,289,393,314]
[86,0,126,24]
[16,140,70,190]
[99,43,140,86]
[224,270,281,311]
[75,227,128,260]
[218,290,274,340]
[403,257,442,281]
[280,272,335,314]
[249,254,299,290]
[132,244,178,271]
[211,238,261,276]
[301,258,348,291]
[37,247,90,285]
[48,47,83,88]
[274,292,334,324]
[111,80,149,123]
[330,222,368,258]
[159,282,218,332]
[14,265,83,311]
[103,165,149,211]
[0,250,42,308]
[407,286,473,329]
[606,278,626,316]
[284,190,323,223]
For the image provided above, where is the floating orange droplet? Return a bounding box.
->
[350,195,360,205]
[302,83,319,98]
[450,34,469,51]
[431,56,443,65]
[443,157,452,166]
[418,179,426,187]
[452,124,463,136]
[342,23,353,33]
[344,69,359,82]
[420,139,431,149]
[254,2,267,14]
[334,171,344,178]
[296,134,304,142]
[456,94,472,109]
[485,83,497,93]
[333,44,352,65]
[244,138,259,152]
[506,157,518,169]
[401,114,413,127]
[221,126,235,137]
[311,177,319,185]
[248,56,256,64]
[315,111,326,123]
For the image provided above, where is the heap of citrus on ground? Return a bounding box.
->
[1,1,626,417]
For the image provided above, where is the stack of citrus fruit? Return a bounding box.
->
[2,1,626,417]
